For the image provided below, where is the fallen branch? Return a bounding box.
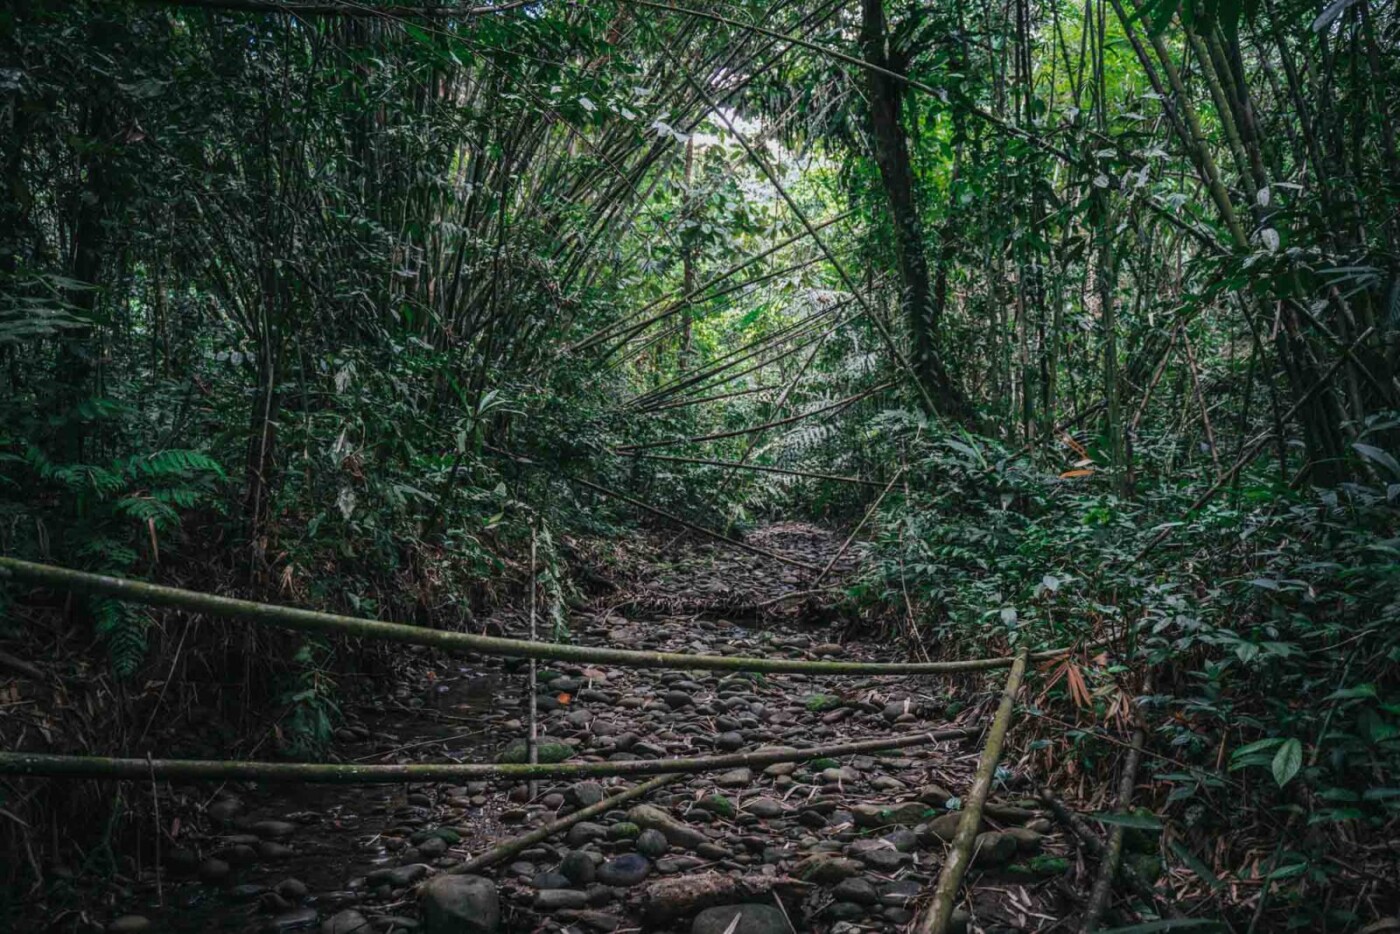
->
[0,557,1087,674]
[1081,687,1150,932]
[451,773,678,874]
[1037,787,1172,918]
[0,727,973,784]
[916,647,1030,934]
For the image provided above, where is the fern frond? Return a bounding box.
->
[91,597,148,677]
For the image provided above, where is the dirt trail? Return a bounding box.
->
[85,525,1069,934]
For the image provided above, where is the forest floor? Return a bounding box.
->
[74,524,1078,934]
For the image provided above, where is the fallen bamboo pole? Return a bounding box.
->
[916,647,1030,934]
[1,555,1092,674]
[451,773,678,874]
[1081,673,1152,932]
[1036,787,1173,918]
[0,728,972,784]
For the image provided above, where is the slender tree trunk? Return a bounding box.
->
[859,0,972,422]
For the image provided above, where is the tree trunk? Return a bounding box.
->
[860,0,972,422]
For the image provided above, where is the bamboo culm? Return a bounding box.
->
[916,647,1031,934]
[1,554,1090,675]
[451,774,678,874]
[0,728,973,785]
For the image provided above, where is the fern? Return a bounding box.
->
[92,597,148,678]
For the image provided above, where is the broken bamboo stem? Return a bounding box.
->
[0,557,1086,674]
[0,728,972,785]
[1081,674,1151,932]
[916,646,1030,934]
[451,773,678,874]
[1036,787,1172,917]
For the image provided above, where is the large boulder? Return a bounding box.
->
[420,874,500,934]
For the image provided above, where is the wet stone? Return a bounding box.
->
[535,889,589,910]
[420,874,500,933]
[532,871,573,890]
[635,829,669,858]
[832,877,878,905]
[321,909,369,934]
[596,854,650,887]
[560,850,596,885]
[252,819,298,840]
[692,904,789,934]
[107,917,151,934]
[263,907,319,933]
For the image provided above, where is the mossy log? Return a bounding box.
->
[0,727,971,784]
[0,557,1083,675]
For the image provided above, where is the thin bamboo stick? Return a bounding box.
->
[616,382,894,453]
[0,728,972,784]
[452,774,678,874]
[619,452,882,487]
[0,558,1087,674]
[916,647,1030,934]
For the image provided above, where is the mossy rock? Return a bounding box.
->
[698,795,736,819]
[608,822,641,840]
[805,694,843,712]
[1004,855,1070,880]
[538,670,564,682]
[496,737,573,764]
[808,757,841,771]
[411,827,462,846]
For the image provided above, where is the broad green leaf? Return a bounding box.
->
[1271,738,1303,787]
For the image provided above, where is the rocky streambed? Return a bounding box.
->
[80,529,1084,934]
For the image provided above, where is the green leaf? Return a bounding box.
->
[1354,442,1400,477]
[1271,738,1303,787]
[1231,737,1284,759]
[1169,840,1223,891]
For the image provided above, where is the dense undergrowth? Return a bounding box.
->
[4,0,1400,929]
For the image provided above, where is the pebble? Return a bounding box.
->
[535,888,589,910]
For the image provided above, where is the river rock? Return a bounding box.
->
[420,874,500,933]
[252,820,297,840]
[497,737,573,764]
[107,917,151,934]
[560,850,596,885]
[628,805,707,849]
[566,821,609,847]
[973,830,1018,866]
[597,854,650,887]
[533,888,587,910]
[852,801,932,827]
[569,782,605,807]
[831,877,878,905]
[321,909,369,934]
[743,797,785,819]
[692,904,789,934]
[635,828,669,857]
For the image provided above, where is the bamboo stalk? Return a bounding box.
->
[916,647,1030,934]
[451,774,678,874]
[618,452,882,487]
[0,557,1084,674]
[1081,677,1151,932]
[527,526,539,800]
[616,382,894,453]
[1037,786,1173,918]
[0,728,972,784]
